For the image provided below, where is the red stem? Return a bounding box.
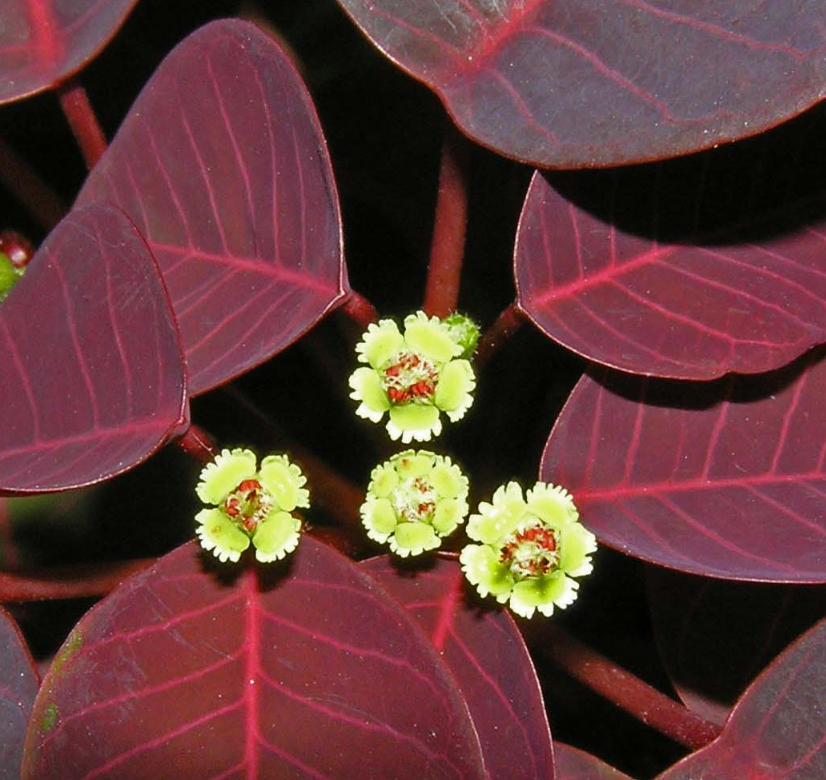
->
[423,125,470,317]
[56,78,107,169]
[175,424,219,464]
[0,135,66,230]
[476,302,525,367]
[0,559,154,602]
[340,290,379,329]
[537,624,722,750]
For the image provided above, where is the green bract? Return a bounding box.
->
[360,450,469,556]
[460,481,597,619]
[349,311,476,442]
[195,448,309,564]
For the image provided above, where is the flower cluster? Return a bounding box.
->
[195,449,309,563]
[360,450,469,556]
[349,312,476,442]
[460,482,597,618]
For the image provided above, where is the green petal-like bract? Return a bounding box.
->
[359,319,404,368]
[391,522,439,556]
[510,573,574,619]
[388,404,441,442]
[403,312,461,363]
[259,455,309,512]
[434,360,474,413]
[349,367,390,420]
[363,498,398,539]
[196,449,257,504]
[195,508,251,563]
[253,511,301,562]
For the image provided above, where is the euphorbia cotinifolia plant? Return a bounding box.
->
[0,1,825,778]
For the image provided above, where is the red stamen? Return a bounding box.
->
[238,479,261,493]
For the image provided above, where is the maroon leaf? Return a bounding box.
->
[554,743,635,780]
[0,606,39,780]
[0,204,187,495]
[656,618,826,780]
[0,0,139,104]
[77,19,348,395]
[541,354,826,582]
[335,1,826,168]
[22,539,486,779]
[362,554,554,780]
[517,169,826,380]
[648,568,826,725]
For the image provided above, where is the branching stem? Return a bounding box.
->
[476,302,525,367]
[340,291,378,329]
[57,78,108,169]
[175,424,219,464]
[423,125,470,317]
[537,624,722,750]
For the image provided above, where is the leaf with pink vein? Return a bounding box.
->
[656,618,826,780]
[22,539,487,779]
[0,204,187,495]
[78,19,348,395]
[541,353,826,582]
[361,554,555,780]
[517,166,826,380]
[0,606,39,780]
[335,0,826,167]
[0,0,139,104]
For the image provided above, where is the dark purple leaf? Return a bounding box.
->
[22,539,486,779]
[78,19,348,395]
[541,354,826,582]
[362,554,554,780]
[517,168,826,380]
[0,0,139,104]
[335,0,826,168]
[0,204,187,495]
[554,743,635,780]
[648,568,826,725]
[656,618,826,780]
[0,605,39,780]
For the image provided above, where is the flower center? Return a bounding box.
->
[500,522,560,579]
[223,479,274,533]
[391,476,437,523]
[382,352,439,404]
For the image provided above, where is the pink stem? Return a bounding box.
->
[56,78,108,169]
[0,135,66,230]
[476,302,525,367]
[423,125,470,317]
[340,291,379,329]
[0,559,154,602]
[175,424,218,464]
[538,624,722,750]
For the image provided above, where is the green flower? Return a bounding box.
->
[349,311,476,443]
[460,482,597,618]
[360,450,469,556]
[195,448,309,564]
